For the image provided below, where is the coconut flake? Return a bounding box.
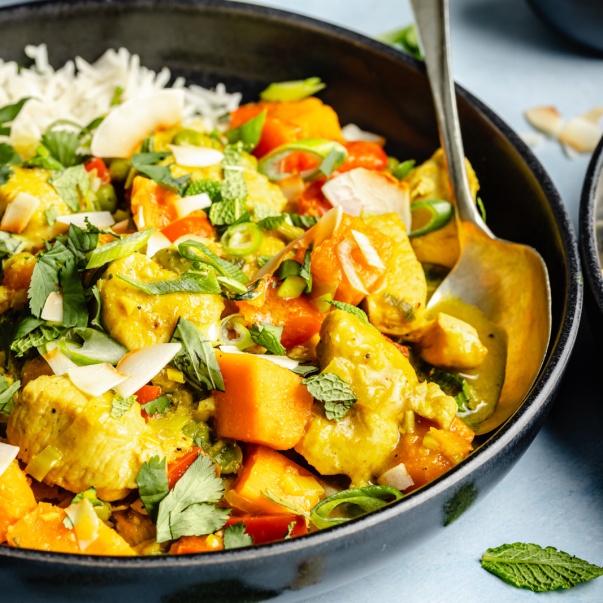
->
[114,342,182,398]
[341,123,385,145]
[558,117,603,153]
[65,498,100,551]
[169,144,224,168]
[518,131,543,148]
[0,192,40,233]
[337,238,368,295]
[43,346,78,375]
[351,230,386,269]
[40,291,64,323]
[173,193,212,219]
[323,168,411,230]
[524,106,563,137]
[68,363,129,397]
[91,89,184,158]
[56,211,115,229]
[277,174,305,202]
[0,442,19,478]
[580,106,603,125]
[145,231,172,257]
[377,462,414,491]
[112,218,130,234]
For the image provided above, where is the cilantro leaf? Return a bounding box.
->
[328,300,369,324]
[131,152,190,194]
[136,456,169,522]
[111,394,137,419]
[141,395,171,416]
[225,110,266,152]
[221,143,247,203]
[0,142,20,166]
[481,543,603,592]
[171,317,224,392]
[59,254,88,328]
[65,223,100,269]
[302,372,357,421]
[0,97,29,135]
[249,322,286,355]
[223,522,254,549]
[184,178,222,202]
[117,271,221,296]
[155,453,229,542]
[0,378,20,415]
[0,164,14,185]
[41,130,82,168]
[50,164,90,212]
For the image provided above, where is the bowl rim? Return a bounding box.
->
[0,0,583,568]
[580,137,603,316]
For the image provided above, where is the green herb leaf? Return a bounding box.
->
[249,322,286,355]
[275,249,312,293]
[42,130,82,168]
[131,152,191,194]
[71,486,103,507]
[155,453,229,542]
[0,98,29,134]
[136,456,169,523]
[171,317,224,392]
[208,198,249,227]
[383,293,416,322]
[260,77,325,102]
[178,239,248,284]
[257,214,287,231]
[50,164,90,212]
[302,372,357,421]
[111,394,137,419]
[287,213,318,228]
[291,363,319,377]
[253,202,281,221]
[117,271,221,296]
[380,25,423,60]
[221,142,247,203]
[58,253,88,329]
[481,543,603,592]
[11,320,65,357]
[45,206,58,226]
[141,395,172,416]
[0,230,23,260]
[0,142,21,166]
[65,223,100,269]
[184,178,222,202]
[58,328,126,366]
[430,368,475,414]
[309,485,402,529]
[223,522,254,549]
[0,378,20,415]
[85,229,154,269]
[0,164,13,185]
[226,110,267,152]
[328,300,369,324]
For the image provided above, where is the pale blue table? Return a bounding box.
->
[240,1,603,602]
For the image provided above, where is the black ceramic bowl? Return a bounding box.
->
[580,138,603,341]
[0,1,582,601]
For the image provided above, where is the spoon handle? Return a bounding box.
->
[410,0,492,234]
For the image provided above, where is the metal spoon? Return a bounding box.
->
[409,0,552,434]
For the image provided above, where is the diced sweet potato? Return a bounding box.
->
[225,445,324,515]
[214,352,313,450]
[130,175,180,230]
[0,460,36,542]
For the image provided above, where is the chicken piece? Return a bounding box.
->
[7,375,165,500]
[295,310,457,485]
[363,213,427,335]
[410,312,488,370]
[0,167,70,249]
[244,168,288,214]
[404,149,480,268]
[99,253,224,350]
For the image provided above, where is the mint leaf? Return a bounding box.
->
[430,368,476,414]
[257,214,287,231]
[171,317,224,392]
[184,178,222,202]
[141,395,171,416]
[249,322,286,355]
[481,543,603,592]
[42,130,82,168]
[302,372,357,421]
[0,164,13,185]
[136,456,169,522]
[11,319,65,357]
[208,198,249,227]
[50,164,90,212]
[65,223,100,270]
[287,213,318,228]
[0,378,20,415]
[253,202,280,221]
[328,300,369,324]
[155,453,229,542]
[111,394,137,419]
[221,143,247,203]
[117,271,221,296]
[131,152,190,194]
[223,522,253,549]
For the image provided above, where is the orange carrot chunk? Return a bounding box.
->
[214,352,314,450]
[0,460,36,543]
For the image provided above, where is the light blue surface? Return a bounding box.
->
[239,0,603,601]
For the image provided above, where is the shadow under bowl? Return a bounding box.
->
[0,0,582,601]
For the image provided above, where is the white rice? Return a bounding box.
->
[0,44,242,153]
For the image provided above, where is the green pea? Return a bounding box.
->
[109,158,131,182]
[172,129,207,147]
[208,440,243,475]
[95,183,118,212]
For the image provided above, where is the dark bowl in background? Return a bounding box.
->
[580,138,603,341]
[0,1,582,601]
[526,0,603,53]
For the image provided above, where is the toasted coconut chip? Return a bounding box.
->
[524,106,563,137]
[519,131,543,148]
[337,238,368,295]
[145,231,172,258]
[341,123,386,145]
[0,442,19,478]
[174,193,212,218]
[277,174,305,202]
[169,144,224,168]
[65,498,100,551]
[56,211,115,229]
[351,229,386,269]
[580,106,603,125]
[558,117,603,153]
[112,218,131,234]
[0,192,40,233]
[40,291,64,323]
[43,347,78,376]
[68,363,128,397]
[378,462,414,491]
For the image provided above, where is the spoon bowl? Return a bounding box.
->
[411,0,552,434]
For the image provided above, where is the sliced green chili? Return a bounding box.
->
[260,77,326,102]
[220,222,264,256]
[409,199,453,238]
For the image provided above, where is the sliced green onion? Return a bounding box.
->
[260,77,326,102]
[278,275,306,299]
[309,486,402,530]
[392,159,416,180]
[86,229,154,269]
[409,199,453,238]
[219,315,253,350]
[380,25,423,61]
[25,445,63,482]
[221,222,264,256]
[57,328,127,366]
[178,239,248,284]
[117,272,221,295]
[226,110,267,152]
[258,139,347,182]
[216,276,248,295]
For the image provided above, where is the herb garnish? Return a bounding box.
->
[111,394,137,419]
[136,456,169,522]
[223,522,254,549]
[302,372,357,421]
[141,395,171,416]
[0,376,20,415]
[249,322,286,356]
[328,300,369,324]
[130,152,190,194]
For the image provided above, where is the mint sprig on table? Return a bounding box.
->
[481,543,603,591]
